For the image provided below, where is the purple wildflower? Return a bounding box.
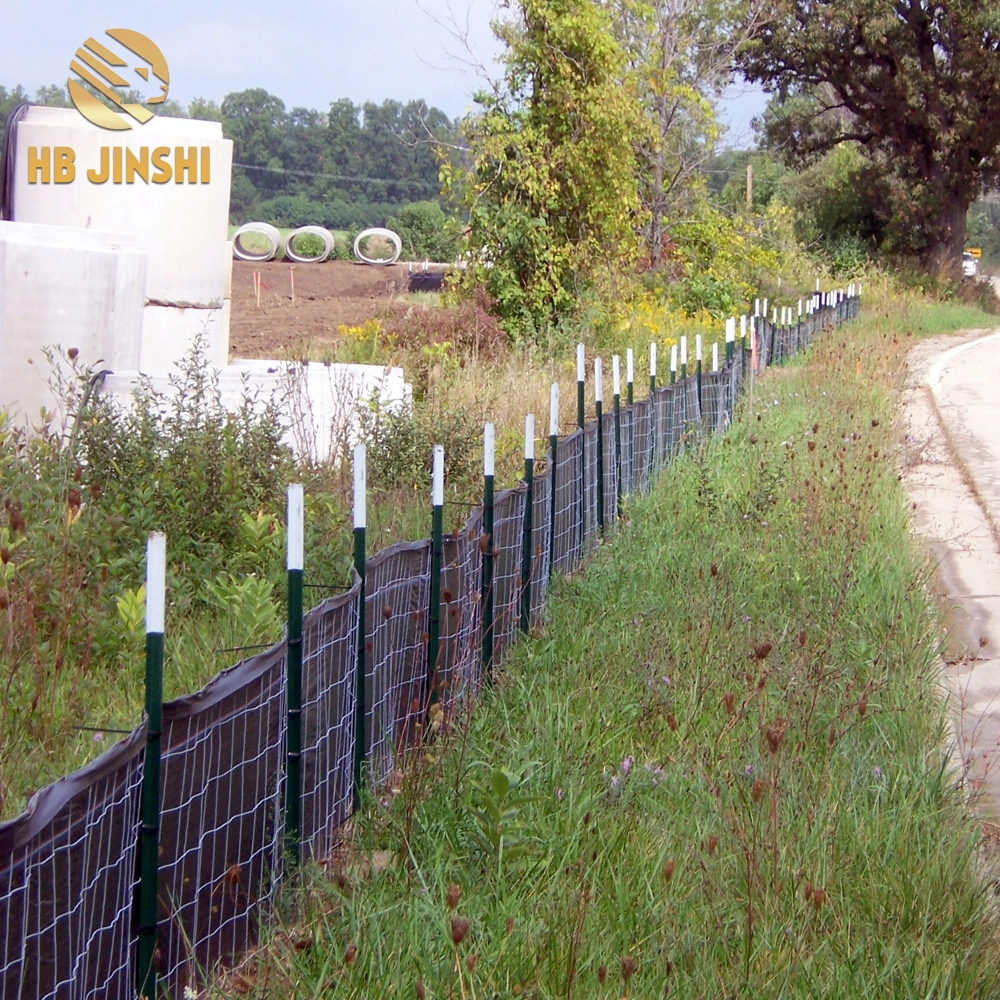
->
[621,756,633,776]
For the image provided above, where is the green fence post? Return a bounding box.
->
[680,336,688,382]
[426,445,444,710]
[647,342,656,489]
[137,532,165,1000]
[481,423,496,682]
[595,357,605,535]
[284,485,304,868]
[670,343,677,386]
[520,416,534,635]
[695,334,703,416]
[352,445,367,810]
[548,383,558,581]
[576,343,585,555]
[613,354,623,510]
[626,348,634,406]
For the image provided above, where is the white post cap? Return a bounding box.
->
[524,415,534,462]
[353,444,367,529]
[146,532,166,634]
[549,382,559,436]
[287,484,304,571]
[432,445,444,506]
[484,422,495,477]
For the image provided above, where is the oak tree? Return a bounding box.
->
[739,0,1000,275]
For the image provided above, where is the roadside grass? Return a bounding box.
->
[235,293,1000,998]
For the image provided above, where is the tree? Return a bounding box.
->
[453,0,648,336]
[613,0,760,267]
[738,1,1000,276]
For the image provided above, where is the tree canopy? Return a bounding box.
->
[739,0,1000,275]
[0,84,457,229]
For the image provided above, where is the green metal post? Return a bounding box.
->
[138,532,165,1000]
[520,417,534,634]
[426,446,444,710]
[613,355,623,510]
[548,383,558,582]
[680,336,688,382]
[576,344,585,556]
[352,445,367,810]
[648,342,656,490]
[481,423,496,681]
[595,358,605,535]
[284,485,304,868]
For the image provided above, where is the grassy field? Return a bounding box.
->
[237,292,1000,998]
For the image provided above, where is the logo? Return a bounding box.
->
[68,30,169,131]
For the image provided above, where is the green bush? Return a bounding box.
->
[387,201,460,262]
[359,397,480,493]
[287,231,326,258]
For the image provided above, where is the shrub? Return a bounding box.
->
[287,231,326,258]
[359,398,480,493]
[387,201,460,262]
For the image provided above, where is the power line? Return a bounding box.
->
[233,162,441,189]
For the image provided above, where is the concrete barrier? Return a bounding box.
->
[0,220,146,429]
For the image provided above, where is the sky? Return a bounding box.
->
[1,0,766,147]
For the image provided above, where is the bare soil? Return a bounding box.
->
[229,260,442,359]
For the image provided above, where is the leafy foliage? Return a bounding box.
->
[451,0,648,338]
[387,201,460,261]
[739,1,1000,274]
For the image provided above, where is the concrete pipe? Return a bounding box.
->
[232,222,283,262]
[354,227,402,265]
[284,225,336,263]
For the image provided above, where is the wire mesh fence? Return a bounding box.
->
[0,292,860,998]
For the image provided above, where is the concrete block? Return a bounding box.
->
[0,220,145,429]
[11,107,233,369]
[139,302,230,371]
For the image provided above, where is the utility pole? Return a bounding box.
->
[746,162,753,211]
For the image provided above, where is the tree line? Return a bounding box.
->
[0,84,458,230]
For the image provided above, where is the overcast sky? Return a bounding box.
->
[1,0,766,147]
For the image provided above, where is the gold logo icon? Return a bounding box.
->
[68,30,169,130]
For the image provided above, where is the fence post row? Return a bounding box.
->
[137,532,165,1000]
[2,284,863,1000]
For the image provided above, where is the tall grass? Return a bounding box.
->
[237,293,1000,998]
